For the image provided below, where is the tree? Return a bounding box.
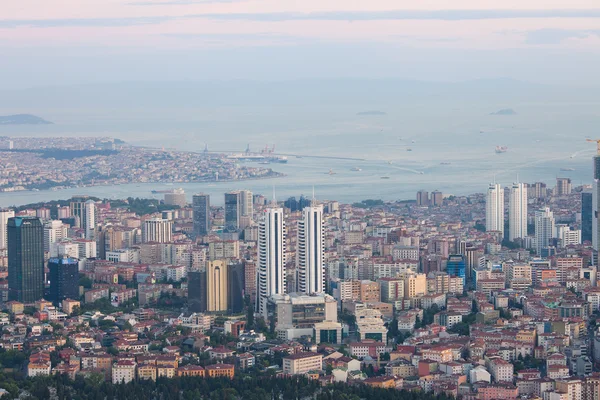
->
[387,315,399,339]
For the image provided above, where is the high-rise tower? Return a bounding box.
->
[297,204,325,295]
[256,206,286,317]
[8,217,45,303]
[486,183,504,236]
[192,194,211,237]
[48,256,80,303]
[534,207,555,255]
[593,155,600,251]
[509,182,528,241]
[224,191,242,231]
[0,208,15,250]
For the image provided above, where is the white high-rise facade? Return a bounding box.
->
[509,182,528,241]
[0,209,15,250]
[297,205,325,295]
[257,206,286,317]
[84,200,96,240]
[44,220,68,252]
[142,218,173,243]
[486,183,504,236]
[240,190,253,219]
[534,208,555,254]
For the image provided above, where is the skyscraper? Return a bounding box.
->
[228,262,245,314]
[446,254,466,286]
[509,182,528,241]
[486,183,504,236]
[256,206,286,317]
[224,191,242,231]
[416,191,429,206]
[141,218,173,243]
[47,256,79,303]
[164,188,187,208]
[535,208,555,255]
[44,220,68,252]
[431,191,443,207]
[192,194,211,237]
[297,204,325,295]
[188,270,207,312]
[8,217,45,303]
[84,200,96,240]
[582,191,593,243]
[555,178,572,196]
[240,190,253,219]
[0,208,15,250]
[207,260,228,312]
[593,155,600,251]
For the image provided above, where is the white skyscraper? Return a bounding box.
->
[256,206,286,317]
[84,200,96,240]
[486,183,504,236]
[509,182,528,241]
[142,218,173,243]
[297,204,325,294]
[0,209,15,250]
[534,207,555,254]
[44,220,68,252]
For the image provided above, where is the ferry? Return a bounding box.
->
[495,146,508,154]
[560,168,575,172]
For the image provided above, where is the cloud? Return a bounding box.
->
[525,28,600,44]
[2,9,600,28]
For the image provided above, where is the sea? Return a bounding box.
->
[0,101,598,207]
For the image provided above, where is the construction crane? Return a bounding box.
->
[587,139,600,155]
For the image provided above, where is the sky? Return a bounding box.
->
[1,0,600,88]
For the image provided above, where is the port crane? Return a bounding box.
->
[586,139,600,155]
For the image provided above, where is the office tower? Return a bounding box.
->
[8,217,45,303]
[535,208,555,255]
[446,254,466,286]
[164,188,187,208]
[44,220,68,252]
[297,204,325,295]
[47,256,79,303]
[555,178,572,196]
[243,260,257,304]
[431,191,443,206]
[192,194,211,237]
[486,183,505,236]
[593,155,600,251]
[224,191,242,231]
[416,191,429,206]
[141,218,173,243]
[240,190,253,219]
[0,208,15,249]
[256,206,286,317]
[188,270,207,312]
[228,262,245,314]
[509,182,528,241]
[582,191,593,243]
[70,196,90,229]
[207,260,228,312]
[84,200,96,240]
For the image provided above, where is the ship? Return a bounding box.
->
[406,148,413,152]
[381,176,390,179]
[351,167,362,171]
[560,168,575,171]
[495,146,508,154]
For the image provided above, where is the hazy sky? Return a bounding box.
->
[1,0,600,88]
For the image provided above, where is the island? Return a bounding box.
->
[490,108,517,116]
[356,110,387,116]
[0,114,53,125]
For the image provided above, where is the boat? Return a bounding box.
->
[259,161,270,164]
[440,162,451,165]
[495,146,508,154]
[560,168,575,171]
[351,167,362,171]
[381,176,390,179]
[328,169,336,175]
[406,148,413,152]
[388,161,394,165]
